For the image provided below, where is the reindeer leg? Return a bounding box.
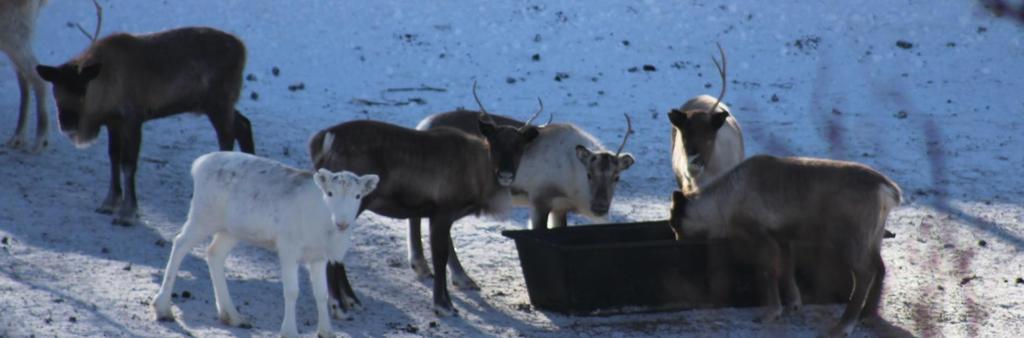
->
[859,252,886,321]
[548,210,568,228]
[208,233,245,326]
[429,215,456,316]
[447,238,479,290]
[5,68,30,149]
[326,262,360,319]
[826,267,875,337]
[96,125,122,215]
[232,110,254,154]
[408,218,432,278]
[28,56,49,152]
[779,240,802,313]
[207,107,236,151]
[113,120,142,225]
[752,235,783,324]
[529,202,551,231]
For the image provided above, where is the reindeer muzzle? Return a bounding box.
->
[497,171,515,187]
[335,222,350,232]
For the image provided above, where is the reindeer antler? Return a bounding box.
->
[706,42,727,115]
[616,113,633,156]
[519,98,544,131]
[74,0,103,43]
[471,81,489,115]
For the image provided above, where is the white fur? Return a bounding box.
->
[1,0,50,152]
[511,124,610,228]
[151,151,378,338]
[697,116,744,186]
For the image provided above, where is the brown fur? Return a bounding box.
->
[310,118,536,315]
[669,155,900,336]
[36,26,253,224]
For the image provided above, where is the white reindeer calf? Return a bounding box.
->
[151,152,378,338]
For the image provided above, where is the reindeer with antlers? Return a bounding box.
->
[668,43,745,193]
[1,0,51,152]
[410,84,635,288]
[309,83,542,316]
[35,4,254,224]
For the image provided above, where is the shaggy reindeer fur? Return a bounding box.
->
[36,26,254,225]
[152,152,378,338]
[670,155,901,337]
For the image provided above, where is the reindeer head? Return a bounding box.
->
[472,82,542,187]
[36,63,104,147]
[574,114,635,216]
[313,169,379,232]
[668,43,729,179]
[668,106,729,178]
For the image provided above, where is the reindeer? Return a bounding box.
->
[668,43,744,193]
[669,155,901,337]
[36,25,254,225]
[309,101,539,316]
[1,0,50,152]
[152,152,378,338]
[408,91,635,288]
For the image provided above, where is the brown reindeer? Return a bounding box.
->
[1,0,50,152]
[309,108,539,316]
[36,26,254,225]
[669,155,901,337]
[668,44,744,193]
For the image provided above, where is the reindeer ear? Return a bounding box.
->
[711,112,729,130]
[314,168,332,188]
[617,153,635,171]
[80,63,102,82]
[520,127,539,143]
[575,145,592,163]
[360,174,380,194]
[667,110,687,129]
[36,65,62,83]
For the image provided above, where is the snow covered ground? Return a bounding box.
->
[2,0,1023,336]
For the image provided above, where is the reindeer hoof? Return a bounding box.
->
[218,310,248,327]
[5,135,25,149]
[112,209,140,226]
[451,274,480,290]
[753,309,781,324]
[411,260,432,279]
[152,304,174,322]
[95,205,116,215]
[28,138,48,153]
[433,303,457,317]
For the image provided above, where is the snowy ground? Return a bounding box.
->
[2,0,1023,337]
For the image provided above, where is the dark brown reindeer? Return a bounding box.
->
[668,43,744,193]
[309,95,539,316]
[36,26,254,225]
[669,155,901,337]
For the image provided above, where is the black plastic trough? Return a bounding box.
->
[502,221,853,315]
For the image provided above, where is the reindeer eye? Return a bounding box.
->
[356,194,361,199]
[614,176,620,182]
[327,192,333,197]
[587,174,593,180]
